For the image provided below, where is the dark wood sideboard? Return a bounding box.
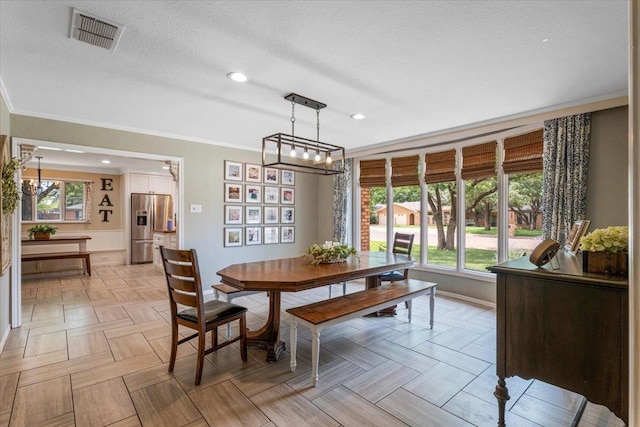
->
[488,251,628,427]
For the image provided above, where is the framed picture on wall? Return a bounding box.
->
[282,169,295,185]
[264,167,279,184]
[264,226,279,244]
[264,186,279,204]
[564,219,590,253]
[224,228,243,247]
[245,185,262,203]
[281,187,294,204]
[281,207,294,224]
[245,163,262,183]
[246,227,262,245]
[264,206,279,224]
[224,183,243,203]
[224,205,243,225]
[281,226,295,243]
[245,206,262,224]
[224,160,243,181]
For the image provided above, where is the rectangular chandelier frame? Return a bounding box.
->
[262,133,345,175]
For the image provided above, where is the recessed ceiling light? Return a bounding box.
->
[162,166,170,170]
[351,113,366,120]
[101,160,111,164]
[542,38,549,43]
[227,72,248,83]
[38,146,62,151]
[65,149,85,153]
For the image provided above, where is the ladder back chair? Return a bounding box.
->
[379,232,415,281]
[160,246,247,385]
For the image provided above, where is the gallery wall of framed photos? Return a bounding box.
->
[223,160,296,247]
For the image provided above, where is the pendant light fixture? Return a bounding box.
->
[21,156,51,197]
[262,93,344,175]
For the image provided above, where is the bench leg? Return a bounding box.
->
[407,299,412,322]
[84,255,91,276]
[289,317,297,372]
[429,287,436,329]
[311,329,320,386]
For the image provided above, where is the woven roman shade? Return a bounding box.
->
[391,155,419,186]
[502,129,543,174]
[461,141,497,180]
[424,150,456,184]
[359,159,386,187]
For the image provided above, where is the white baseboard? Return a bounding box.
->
[0,325,10,354]
[436,289,496,309]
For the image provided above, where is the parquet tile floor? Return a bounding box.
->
[0,264,626,426]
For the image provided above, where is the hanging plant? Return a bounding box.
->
[2,157,21,214]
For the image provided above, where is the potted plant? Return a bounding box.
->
[27,224,58,240]
[580,225,629,276]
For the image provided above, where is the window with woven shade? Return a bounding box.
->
[502,129,543,174]
[424,150,456,184]
[461,141,497,180]
[391,155,419,187]
[359,159,386,187]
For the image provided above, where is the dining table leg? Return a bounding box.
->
[246,290,285,362]
[365,275,397,316]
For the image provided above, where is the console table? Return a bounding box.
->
[488,251,628,426]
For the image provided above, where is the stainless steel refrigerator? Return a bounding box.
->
[131,193,173,264]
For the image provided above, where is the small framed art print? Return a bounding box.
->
[224,183,243,203]
[246,185,262,203]
[264,186,279,204]
[281,226,295,243]
[263,226,279,244]
[224,228,242,247]
[282,169,295,185]
[224,205,243,225]
[281,187,294,204]
[264,167,279,184]
[224,160,243,181]
[246,227,262,245]
[264,206,279,224]
[246,206,262,224]
[245,163,262,183]
[281,207,294,224]
[564,219,590,253]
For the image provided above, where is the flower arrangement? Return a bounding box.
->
[579,226,629,253]
[2,157,21,214]
[303,241,357,265]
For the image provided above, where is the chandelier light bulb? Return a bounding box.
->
[326,154,332,164]
[303,149,309,160]
[290,147,297,157]
[314,151,321,162]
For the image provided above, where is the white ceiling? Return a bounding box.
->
[0,0,629,171]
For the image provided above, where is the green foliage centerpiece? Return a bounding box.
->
[27,224,58,240]
[304,241,357,265]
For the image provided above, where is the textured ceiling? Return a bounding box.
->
[0,0,629,160]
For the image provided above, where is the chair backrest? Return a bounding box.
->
[392,233,415,257]
[160,246,204,315]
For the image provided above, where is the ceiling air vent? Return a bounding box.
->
[69,8,124,51]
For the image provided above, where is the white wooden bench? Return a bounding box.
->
[286,278,437,386]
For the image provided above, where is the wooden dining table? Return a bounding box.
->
[217,251,414,361]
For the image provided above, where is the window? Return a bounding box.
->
[391,155,420,259]
[359,159,387,252]
[424,150,457,268]
[503,129,544,258]
[356,126,543,278]
[462,142,498,272]
[22,180,91,223]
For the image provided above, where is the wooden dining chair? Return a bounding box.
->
[160,246,247,385]
[378,232,415,284]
